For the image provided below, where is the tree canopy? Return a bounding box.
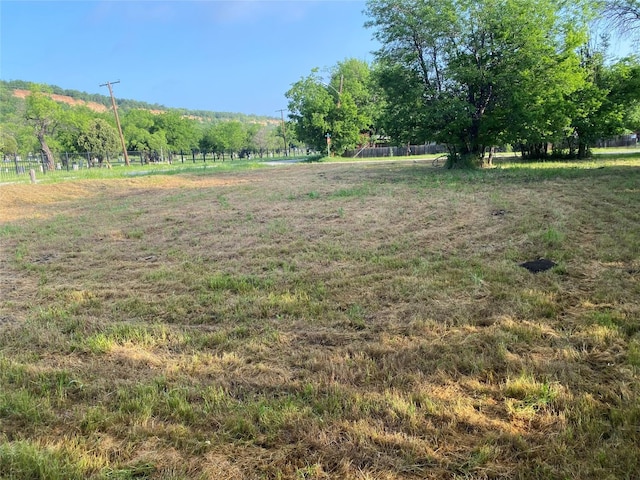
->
[365,0,595,165]
[76,118,121,164]
[24,85,63,169]
[286,59,376,155]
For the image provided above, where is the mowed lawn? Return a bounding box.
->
[1,157,639,479]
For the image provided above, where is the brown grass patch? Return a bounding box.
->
[0,175,248,222]
[1,160,639,478]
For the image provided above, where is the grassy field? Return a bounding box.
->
[0,155,639,479]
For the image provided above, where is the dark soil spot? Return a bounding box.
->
[519,258,557,273]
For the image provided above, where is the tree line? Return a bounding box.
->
[286,0,640,167]
[0,83,295,170]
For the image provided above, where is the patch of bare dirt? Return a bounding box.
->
[13,89,109,113]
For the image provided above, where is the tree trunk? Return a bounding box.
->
[578,142,589,159]
[485,146,495,167]
[36,132,55,170]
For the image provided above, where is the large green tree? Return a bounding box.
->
[55,106,103,154]
[199,121,247,160]
[286,59,376,155]
[567,45,640,157]
[365,0,591,166]
[76,118,121,166]
[200,123,224,157]
[24,86,63,170]
[218,121,246,158]
[286,70,334,153]
[121,110,168,156]
[618,60,640,131]
[153,112,201,153]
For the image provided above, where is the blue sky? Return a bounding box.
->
[1,1,635,118]
[0,0,379,116]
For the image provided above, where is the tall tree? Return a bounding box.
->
[365,0,591,166]
[606,57,640,132]
[243,123,261,156]
[200,123,224,157]
[218,121,246,158]
[199,121,246,159]
[76,118,121,166]
[121,109,168,156]
[154,112,201,153]
[55,106,101,154]
[566,45,640,157]
[286,59,376,155]
[286,70,334,153]
[24,86,62,170]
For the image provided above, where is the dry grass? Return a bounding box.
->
[1,158,639,479]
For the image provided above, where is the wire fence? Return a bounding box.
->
[1,152,132,178]
[0,148,294,180]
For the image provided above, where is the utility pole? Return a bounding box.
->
[100,80,130,166]
[276,109,288,156]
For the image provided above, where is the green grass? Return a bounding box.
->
[4,154,304,185]
[0,441,87,480]
[0,151,639,479]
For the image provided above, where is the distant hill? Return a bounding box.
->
[1,80,278,125]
